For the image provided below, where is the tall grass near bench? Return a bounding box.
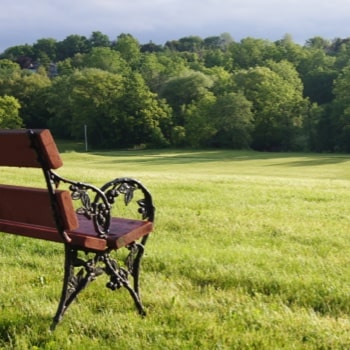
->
[1,149,350,349]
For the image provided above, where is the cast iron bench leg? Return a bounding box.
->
[104,243,147,316]
[126,242,146,305]
[51,245,99,330]
[51,242,147,329]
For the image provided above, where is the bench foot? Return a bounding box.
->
[104,242,147,316]
[51,242,147,329]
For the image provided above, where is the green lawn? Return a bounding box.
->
[1,149,350,349]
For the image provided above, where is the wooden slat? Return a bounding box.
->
[0,129,63,169]
[56,190,80,230]
[72,215,153,249]
[0,215,153,252]
[0,220,62,243]
[0,185,78,231]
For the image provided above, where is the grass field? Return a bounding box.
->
[1,147,350,349]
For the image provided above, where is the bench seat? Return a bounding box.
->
[0,215,153,251]
[0,184,153,251]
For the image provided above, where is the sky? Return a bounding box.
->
[1,0,350,53]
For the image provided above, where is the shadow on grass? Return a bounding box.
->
[56,140,86,153]
[92,150,350,167]
[267,156,350,167]
[55,139,350,167]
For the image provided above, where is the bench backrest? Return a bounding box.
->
[0,129,78,238]
[0,129,62,169]
[0,184,78,231]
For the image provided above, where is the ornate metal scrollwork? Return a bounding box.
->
[48,174,154,239]
[51,245,147,329]
[101,178,155,222]
[48,172,112,237]
[125,242,144,276]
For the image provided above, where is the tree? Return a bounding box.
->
[112,33,141,68]
[47,68,125,144]
[205,66,235,96]
[56,34,90,61]
[274,34,306,66]
[211,92,253,148]
[0,44,34,61]
[311,103,337,152]
[219,32,234,49]
[89,31,111,48]
[203,36,225,50]
[47,68,170,148]
[236,62,308,151]
[184,93,217,147]
[117,72,171,147]
[138,53,167,92]
[332,39,350,70]
[156,51,189,83]
[184,91,253,149]
[303,68,337,105]
[3,30,350,152]
[177,36,204,52]
[140,41,163,53]
[0,59,21,77]
[230,37,276,69]
[160,70,214,127]
[32,38,57,63]
[331,64,350,151]
[81,47,130,74]
[304,36,331,51]
[0,68,52,127]
[0,95,22,128]
[298,48,337,104]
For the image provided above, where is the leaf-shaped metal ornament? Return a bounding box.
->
[124,187,134,205]
[137,199,147,219]
[67,268,85,292]
[71,190,81,201]
[81,191,91,209]
[117,183,128,194]
[106,189,118,204]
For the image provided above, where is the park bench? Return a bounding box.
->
[0,129,155,329]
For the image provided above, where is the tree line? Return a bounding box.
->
[1,31,350,151]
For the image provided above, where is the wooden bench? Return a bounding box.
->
[0,129,155,329]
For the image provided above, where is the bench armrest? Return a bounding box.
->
[50,172,154,239]
[100,177,155,221]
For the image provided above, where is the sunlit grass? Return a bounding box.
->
[1,148,350,348]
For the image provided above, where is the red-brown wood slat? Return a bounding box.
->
[0,185,153,251]
[72,215,153,249]
[0,129,63,169]
[0,184,78,232]
[0,215,153,252]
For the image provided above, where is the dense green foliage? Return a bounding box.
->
[2,149,350,348]
[2,32,350,151]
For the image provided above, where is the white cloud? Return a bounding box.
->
[1,0,350,52]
